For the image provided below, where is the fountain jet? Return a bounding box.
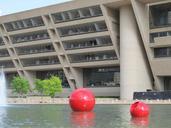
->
[0,66,7,106]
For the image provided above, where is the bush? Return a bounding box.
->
[11,76,29,97]
[35,76,62,98]
[35,79,44,95]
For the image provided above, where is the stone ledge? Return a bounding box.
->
[7,97,171,105]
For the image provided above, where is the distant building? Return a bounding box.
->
[0,0,170,99]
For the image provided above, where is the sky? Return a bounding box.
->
[0,0,72,16]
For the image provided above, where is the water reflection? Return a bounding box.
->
[131,117,149,127]
[70,111,95,128]
[0,107,7,127]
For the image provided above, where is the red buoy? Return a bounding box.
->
[69,88,95,112]
[130,101,150,117]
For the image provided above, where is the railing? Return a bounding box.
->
[134,91,171,100]
[150,31,171,43]
[150,23,171,29]
[0,63,14,68]
[70,53,117,63]
[22,60,59,67]
[58,21,107,37]
[154,47,171,58]
[5,16,44,32]
[18,49,55,55]
[85,81,120,88]
[64,37,112,50]
[11,32,50,44]
[65,43,112,50]
[52,6,102,23]
[0,53,9,57]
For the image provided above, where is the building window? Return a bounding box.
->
[36,70,70,88]
[4,16,44,32]
[164,77,171,90]
[149,3,171,28]
[69,51,117,63]
[63,36,112,50]
[6,72,18,89]
[51,5,102,23]
[83,67,120,87]
[154,47,171,58]
[58,21,107,37]
[150,31,171,43]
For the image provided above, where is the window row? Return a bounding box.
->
[0,49,9,57]
[83,67,120,87]
[69,51,117,63]
[154,47,171,58]
[11,31,50,43]
[16,43,55,55]
[5,16,44,32]
[150,31,171,43]
[63,36,112,50]
[150,3,171,28]
[0,61,14,68]
[21,56,59,67]
[58,21,107,37]
[52,5,102,23]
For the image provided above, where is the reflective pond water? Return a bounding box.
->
[0,104,171,128]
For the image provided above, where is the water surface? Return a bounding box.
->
[0,104,170,128]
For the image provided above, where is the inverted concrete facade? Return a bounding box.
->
[0,0,170,99]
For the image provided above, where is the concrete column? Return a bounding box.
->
[24,71,36,89]
[120,6,152,100]
[71,67,83,88]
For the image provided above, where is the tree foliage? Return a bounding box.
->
[35,79,44,95]
[11,76,29,97]
[35,76,62,98]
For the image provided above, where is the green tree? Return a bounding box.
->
[35,79,45,95]
[35,76,62,98]
[11,76,29,97]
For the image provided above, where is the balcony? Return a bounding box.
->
[52,6,102,23]
[0,50,9,57]
[16,44,55,55]
[5,16,44,32]
[150,3,171,29]
[154,47,171,58]
[21,56,60,67]
[64,36,112,50]
[58,21,107,37]
[150,31,171,43]
[69,51,117,63]
[0,38,5,46]
[11,31,50,44]
[0,61,14,68]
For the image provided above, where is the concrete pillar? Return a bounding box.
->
[24,71,36,89]
[71,67,83,88]
[120,6,152,100]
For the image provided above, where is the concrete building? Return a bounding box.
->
[0,0,170,99]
